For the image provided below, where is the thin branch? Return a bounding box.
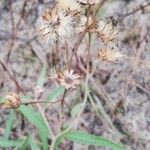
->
[120,2,150,21]
[0,60,25,94]
[16,0,28,30]
[61,89,67,114]
[68,31,87,66]
[20,99,62,105]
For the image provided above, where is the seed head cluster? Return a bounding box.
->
[39,0,124,89]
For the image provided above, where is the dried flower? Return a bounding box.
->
[98,47,124,62]
[2,92,21,109]
[78,0,100,5]
[77,15,97,32]
[50,67,81,89]
[59,69,81,89]
[56,0,82,13]
[39,8,75,44]
[96,20,118,44]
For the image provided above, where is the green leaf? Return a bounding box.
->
[13,137,29,150]
[0,96,3,101]
[29,135,40,150]
[71,103,83,118]
[21,137,29,150]
[20,92,49,150]
[37,65,46,87]
[18,105,48,135]
[3,110,15,139]
[47,86,65,101]
[65,131,125,150]
[0,139,23,148]
[39,130,48,150]
[17,105,49,150]
[51,127,71,150]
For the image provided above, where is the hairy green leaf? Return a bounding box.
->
[71,103,83,118]
[47,86,65,101]
[37,65,46,87]
[65,131,125,150]
[4,110,15,139]
[0,139,23,148]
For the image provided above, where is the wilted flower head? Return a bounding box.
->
[78,0,100,5]
[77,15,97,32]
[2,92,21,109]
[56,0,82,13]
[39,8,75,44]
[96,20,118,44]
[98,47,124,62]
[49,67,81,89]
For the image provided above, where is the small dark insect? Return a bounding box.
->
[107,16,118,27]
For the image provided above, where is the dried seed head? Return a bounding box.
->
[77,15,97,32]
[39,8,75,44]
[96,20,118,44]
[98,47,124,62]
[2,93,21,109]
[57,0,82,13]
[78,0,100,5]
[42,9,52,22]
[49,67,81,89]
[59,69,81,89]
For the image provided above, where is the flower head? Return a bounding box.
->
[98,47,124,62]
[77,15,97,32]
[39,8,75,44]
[97,20,118,44]
[56,0,82,13]
[2,92,21,109]
[49,67,81,89]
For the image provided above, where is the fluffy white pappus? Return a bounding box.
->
[57,0,82,12]
[97,20,118,43]
[40,9,75,45]
[76,15,87,32]
[57,11,75,39]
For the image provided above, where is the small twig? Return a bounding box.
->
[6,0,15,63]
[88,93,122,141]
[7,0,28,61]
[0,99,62,108]
[9,0,15,31]
[0,60,25,94]
[68,31,87,66]
[16,0,28,30]
[20,99,62,105]
[61,89,67,114]
[120,2,150,21]
[68,4,93,68]
[65,41,69,66]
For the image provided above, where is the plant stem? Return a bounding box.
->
[20,99,62,105]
